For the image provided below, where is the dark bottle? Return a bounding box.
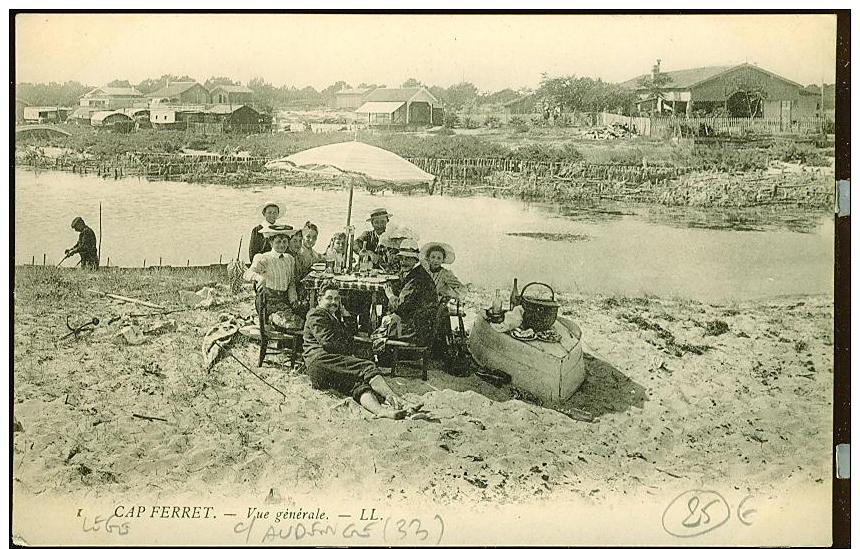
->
[510,278,519,310]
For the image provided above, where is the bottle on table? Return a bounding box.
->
[491,289,502,314]
[509,278,519,310]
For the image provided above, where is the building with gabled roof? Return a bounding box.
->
[147,81,210,105]
[210,84,253,105]
[335,87,374,110]
[356,87,442,126]
[620,61,822,119]
[79,86,144,109]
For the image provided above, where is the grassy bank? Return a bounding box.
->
[21,125,834,172]
[14,266,832,509]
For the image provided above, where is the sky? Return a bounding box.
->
[15,13,837,91]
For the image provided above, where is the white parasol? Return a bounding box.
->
[265,140,434,268]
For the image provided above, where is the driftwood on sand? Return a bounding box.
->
[88,290,165,310]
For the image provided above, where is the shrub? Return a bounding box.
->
[443,111,460,129]
[769,140,829,166]
[484,115,501,129]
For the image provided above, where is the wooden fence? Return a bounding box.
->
[601,112,833,137]
[406,156,694,191]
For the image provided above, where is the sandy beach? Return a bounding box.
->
[12,265,833,543]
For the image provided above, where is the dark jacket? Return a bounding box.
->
[392,264,438,344]
[69,226,98,265]
[355,229,383,253]
[303,307,356,359]
[249,225,271,262]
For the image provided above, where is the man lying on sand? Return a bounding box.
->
[303,281,407,420]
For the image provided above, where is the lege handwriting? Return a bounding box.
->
[78,509,130,537]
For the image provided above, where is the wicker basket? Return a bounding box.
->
[520,282,560,332]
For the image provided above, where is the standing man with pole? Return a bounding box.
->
[64,216,99,269]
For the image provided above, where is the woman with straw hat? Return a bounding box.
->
[249,201,285,262]
[244,224,302,329]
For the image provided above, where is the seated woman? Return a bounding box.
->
[376,234,407,273]
[420,241,465,360]
[243,225,303,329]
[296,221,324,279]
[249,201,284,262]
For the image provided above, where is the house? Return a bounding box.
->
[210,84,253,105]
[79,86,144,109]
[356,87,443,127]
[335,88,374,110]
[23,106,72,124]
[185,104,270,134]
[147,81,211,105]
[620,62,822,120]
[90,111,135,133]
[152,104,270,133]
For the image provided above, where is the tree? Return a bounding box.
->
[16,81,91,106]
[638,69,673,115]
[401,77,423,88]
[105,79,132,88]
[725,79,767,118]
[442,81,479,110]
[204,76,239,89]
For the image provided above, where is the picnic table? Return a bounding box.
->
[301,272,400,331]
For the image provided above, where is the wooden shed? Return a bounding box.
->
[356,87,442,127]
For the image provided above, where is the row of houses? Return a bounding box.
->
[17,81,270,133]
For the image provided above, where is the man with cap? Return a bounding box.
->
[354,208,391,254]
[382,238,438,347]
[64,217,99,269]
[249,201,285,262]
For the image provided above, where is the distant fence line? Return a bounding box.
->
[600,112,833,137]
[406,157,694,190]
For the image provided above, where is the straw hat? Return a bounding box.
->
[420,241,456,264]
[260,201,285,218]
[397,238,421,259]
[366,208,392,222]
[379,233,407,249]
[260,224,296,237]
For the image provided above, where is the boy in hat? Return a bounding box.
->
[244,224,300,326]
[64,217,99,269]
[354,208,391,254]
[249,201,284,262]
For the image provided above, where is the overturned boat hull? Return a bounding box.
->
[468,313,585,404]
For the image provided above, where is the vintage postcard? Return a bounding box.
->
[11,12,843,545]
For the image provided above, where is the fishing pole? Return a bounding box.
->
[212,340,288,400]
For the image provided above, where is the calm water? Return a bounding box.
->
[14,168,833,302]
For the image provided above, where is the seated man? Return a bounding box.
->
[243,225,303,329]
[304,281,406,420]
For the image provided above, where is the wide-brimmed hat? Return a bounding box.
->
[260,224,296,237]
[420,241,456,264]
[397,238,421,259]
[260,201,285,218]
[378,233,407,249]
[366,208,392,222]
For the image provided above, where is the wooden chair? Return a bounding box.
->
[258,293,303,370]
[384,338,430,381]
